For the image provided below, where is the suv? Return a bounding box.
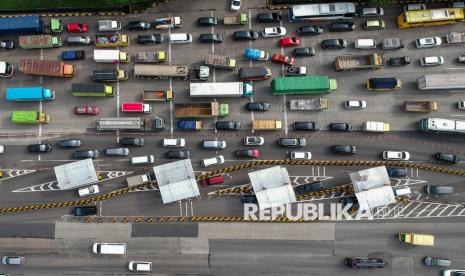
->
[415,37,442,48]
[297,25,323,36]
[199,33,224,43]
[382,151,410,161]
[295,181,323,194]
[233,30,258,41]
[290,151,312,160]
[216,121,240,131]
[67,36,91,45]
[329,123,352,131]
[381,38,405,50]
[120,137,144,147]
[278,138,306,148]
[104,148,129,156]
[321,39,347,49]
[294,47,316,57]
[137,34,163,44]
[293,121,320,131]
[333,145,357,154]
[434,152,459,164]
[27,143,52,153]
[256,12,282,23]
[74,149,99,159]
[127,21,150,30]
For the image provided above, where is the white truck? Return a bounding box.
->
[126,174,151,187]
[94,50,129,63]
[362,121,390,133]
[289,98,328,111]
[190,82,253,98]
[98,20,121,31]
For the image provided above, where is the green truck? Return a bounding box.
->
[72,83,114,97]
[19,35,62,49]
[11,111,50,124]
[271,76,337,95]
[50,18,63,33]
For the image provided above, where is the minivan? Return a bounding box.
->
[67,36,91,45]
[202,140,227,149]
[202,155,225,167]
[92,243,126,255]
[104,148,129,156]
[169,33,192,44]
[131,155,154,165]
[424,185,453,194]
[354,38,376,49]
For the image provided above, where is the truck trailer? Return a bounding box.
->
[71,83,114,97]
[403,101,438,112]
[92,69,128,82]
[174,102,229,118]
[6,87,55,101]
[289,98,328,111]
[95,34,129,47]
[177,120,203,131]
[366,78,401,90]
[0,16,44,35]
[205,54,236,70]
[134,51,166,63]
[19,35,62,49]
[272,76,337,95]
[121,102,152,113]
[252,120,283,130]
[190,82,253,97]
[417,73,465,91]
[93,50,129,63]
[334,53,384,71]
[19,59,74,78]
[134,64,190,79]
[142,90,174,101]
[11,111,50,124]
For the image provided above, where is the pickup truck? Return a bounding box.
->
[98,20,121,31]
[224,13,248,25]
[289,98,328,111]
[143,90,174,101]
[154,17,182,29]
[403,101,437,112]
[334,53,384,71]
[134,51,166,63]
[177,120,203,131]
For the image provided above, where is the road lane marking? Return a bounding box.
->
[248,9,254,132]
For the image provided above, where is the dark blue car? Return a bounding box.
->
[62,50,85,60]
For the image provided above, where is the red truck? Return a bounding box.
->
[121,102,152,113]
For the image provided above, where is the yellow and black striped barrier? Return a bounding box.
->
[79,216,318,223]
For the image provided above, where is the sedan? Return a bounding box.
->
[423,256,451,267]
[329,123,352,131]
[434,152,459,164]
[78,184,100,197]
[321,39,347,49]
[233,30,258,41]
[243,136,264,146]
[344,100,367,109]
[256,12,282,23]
[290,151,312,160]
[127,21,151,31]
[74,106,99,115]
[329,21,355,32]
[27,143,52,153]
[382,151,410,161]
[458,101,465,109]
[74,149,99,159]
[199,33,224,43]
[198,17,218,26]
[332,145,357,154]
[0,40,14,50]
[415,37,442,48]
[278,138,306,148]
[294,47,315,57]
[262,27,286,38]
[235,149,260,158]
[216,121,241,130]
[293,122,320,131]
[230,0,241,11]
[297,25,323,36]
[279,36,301,47]
[246,102,270,111]
[67,23,88,33]
[57,139,82,148]
[166,150,191,159]
[271,53,295,66]
[2,256,25,265]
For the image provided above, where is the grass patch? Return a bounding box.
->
[0,0,141,9]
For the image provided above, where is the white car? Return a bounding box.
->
[443,270,465,276]
[457,101,465,109]
[415,37,441,48]
[243,136,264,146]
[230,0,241,11]
[382,151,410,161]
[261,27,286,38]
[0,145,4,154]
[78,184,100,197]
[290,151,312,160]
[202,155,225,167]
[420,56,444,67]
[344,100,367,109]
[162,138,185,147]
[128,261,152,272]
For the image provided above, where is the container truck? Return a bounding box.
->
[252,120,282,130]
[366,78,401,90]
[398,232,434,246]
[92,69,128,82]
[121,102,152,113]
[142,90,174,101]
[403,101,438,112]
[177,120,203,131]
[154,17,182,29]
[11,111,50,124]
[19,59,74,78]
[419,118,465,134]
[97,117,165,131]
[93,50,129,63]
[190,82,253,97]
[134,64,190,79]
[95,34,129,47]
[126,173,151,187]
[98,20,121,31]
[0,16,43,35]
[71,83,114,97]
[0,62,13,78]
[272,76,337,95]
[289,98,328,111]
[62,50,85,60]
[362,121,390,133]
[417,73,465,91]
[134,51,166,63]
[204,54,236,70]
[223,13,248,25]
[174,102,229,118]
[244,48,269,61]
[334,53,384,71]
[239,67,272,81]
[445,32,465,45]
[19,35,62,49]
[6,87,55,101]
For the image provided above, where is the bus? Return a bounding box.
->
[419,118,465,134]
[397,8,464,28]
[288,2,356,22]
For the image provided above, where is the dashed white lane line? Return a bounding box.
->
[248,8,254,133]
[279,19,288,135]
[168,27,174,136]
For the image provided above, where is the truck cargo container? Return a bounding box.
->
[0,62,13,78]
[142,90,174,101]
[366,78,401,90]
[95,34,129,47]
[0,16,43,35]
[134,64,190,79]
[177,120,203,131]
[398,232,434,246]
[93,50,129,63]
[62,50,85,60]
[121,102,152,113]
[362,121,390,132]
[11,111,50,124]
[134,51,166,63]
[244,48,269,61]
[445,31,465,44]
[190,82,253,97]
[224,13,248,25]
[19,59,74,78]
[419,118,465,134]
[154,17,182,29]
[252,120,282,130]
[272,76,337,95]
[334,53,384,71]
[126,174,151,187]
[289,98,328,110]
[98,20,121,32]
[417,73,465,91]
[403,101,437,112]
[19,35,62,49]
[239,67,272,81]
[92,69,128,82]
[205,54,236,70]
[174,102,229,118]
[6,87,55,101]
[97,117,165,131]
[72,83,114,97]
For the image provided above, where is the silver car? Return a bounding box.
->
[360,7,384,17]
[2,256,25,265]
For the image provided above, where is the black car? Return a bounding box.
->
[329,21,355,32]
[198,17,218,26]
[0,40,14,50]
[278,138,306,148]
[73,206,97,216]
[137,34,163,44]
[57,139,82,148]
[386,167,408,177]
[389,56,410,66]
[329,123,352,131]
[294,47,315,57]
[241,195,258,204]
[233,30,259,41]
[246,102,270,111]
[216,121,241,130]
[235,149,259,158]
[296,25,323,36]
[199,33,224,43]
[166,150,191,159]
[120,137,144,147]
[295,181,323,195]
[293,122,320,131]
[321,39,347,49]
[332,145,357,154]
[434,152,459,164]
[74,149,99,159]
[127,21,151,31]
[27,143,52,153]
[256,12,282,23]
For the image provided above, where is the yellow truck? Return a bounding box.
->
[252,120,282,130]
[95,34,129,47]
[398,232,434,246]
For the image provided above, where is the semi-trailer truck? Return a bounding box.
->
[92,69,128,82]
[71,83,114,97]
[19,35,62,49]
[417,73,465,91]
[95,34,129,47]
[6,87,55,101]
[0,16,62,35]
[121,102,152,113]
[11,111,50,124]
[204,54,236,70]
[174,102,229,118]
[97,117,165,131]
[334,54,384,71]
[93,50,129,63]
[19,59,74,78]
[272,76,337,95]
[190,82,253,97]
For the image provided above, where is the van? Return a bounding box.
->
[202,140,227,149]
[354,39,377,49]
[169,33,192,44]
[128,261,152,271]
[424,185,453,194]
[202,155,225,167]
[92,243,126,255]
[131,155,154,165]
[199,175,224,186]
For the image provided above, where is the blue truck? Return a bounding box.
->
[62,50,85,60]
[6,87,55,101]
[177,120,203,131]
[245,48,269,61]
[0,16,44,35]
